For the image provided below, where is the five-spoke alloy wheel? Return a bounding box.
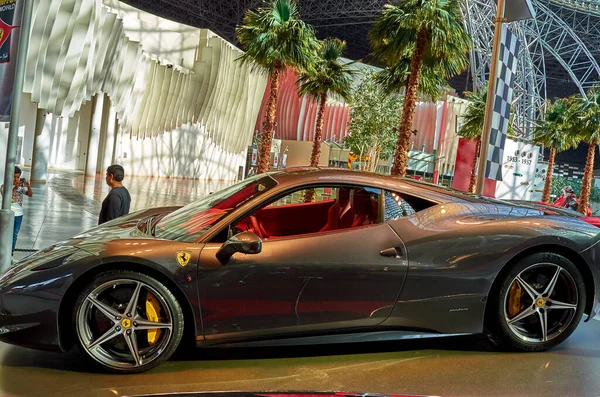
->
[490,253,586,351]
[74,270,184,373]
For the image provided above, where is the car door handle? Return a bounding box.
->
[380,247,403,258]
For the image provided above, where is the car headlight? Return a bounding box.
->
[0,247,88,286]
[30,247,93,271]
[9,245,85,273]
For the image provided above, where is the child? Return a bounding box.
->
[1,166,33,263]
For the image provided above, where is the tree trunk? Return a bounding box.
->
[309,92,328,167]
[391,29,427,177]
[542,147,556,203]
[468,138,481,193]
[257,67,281,174]
[359,147,364,171]
[579,139,596,215]
[303,92,328,203]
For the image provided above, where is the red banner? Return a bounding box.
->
[452,138,497,197]
[0,0,23,121]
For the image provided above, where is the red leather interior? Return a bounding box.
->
[319,201,341,232]
[249,216,265,239]
[235,187,380,239]
[256,200,334,237]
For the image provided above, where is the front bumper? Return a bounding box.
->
[0,310,62,352]
[0,251,80,352]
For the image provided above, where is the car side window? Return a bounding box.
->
[229,185,382,240]
[268,187,338,207]
[383,190,436,221]
[384,191,414,221]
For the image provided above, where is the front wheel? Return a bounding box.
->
[73,270,184,373]
[489,253,585,351]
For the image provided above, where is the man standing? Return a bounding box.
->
[99,164,131,225]
[1,166,33,260]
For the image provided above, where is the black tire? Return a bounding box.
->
[487,252,585,352]
[72,270,184,374]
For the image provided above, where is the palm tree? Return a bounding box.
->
[298,38,355,167]
[533,98,579,203]
[458,87,487,193]
[370,0,471,177]
[237,0,318,174]
[569,87,600,215]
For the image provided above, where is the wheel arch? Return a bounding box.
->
[486,244,595,319]
[57,262,197,351]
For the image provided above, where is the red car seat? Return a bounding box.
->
[320,188,352,232]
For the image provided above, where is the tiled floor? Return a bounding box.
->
[12,170,97,254]
[4,170,600,397]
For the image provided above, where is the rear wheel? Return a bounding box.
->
[73,270,184,373]
[489,253,585,351]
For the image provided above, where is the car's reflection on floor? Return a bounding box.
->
[2,320,600,397]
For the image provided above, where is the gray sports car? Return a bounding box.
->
[0,168,598,373]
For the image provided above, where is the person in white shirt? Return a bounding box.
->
[1,166,33,261]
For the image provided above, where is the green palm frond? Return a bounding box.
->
[458,87,487,140]
[374,59,449,101]
[297,38,356,102]
[569,87,600,143]
[236,0,319,75]
[369,0,470,94]
[533,98,580,151]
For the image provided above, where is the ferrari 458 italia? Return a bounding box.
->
[0,168,598,373]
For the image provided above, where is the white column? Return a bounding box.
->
[102,105,118,170]
[19,93,38,167]
[31,109,53,183]
[75,99,93,171]
[85,93,105,176]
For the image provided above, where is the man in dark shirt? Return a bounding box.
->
[99,164,131,224]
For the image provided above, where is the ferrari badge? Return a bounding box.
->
[176,251,192,267]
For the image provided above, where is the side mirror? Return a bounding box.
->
[216,231,262,264]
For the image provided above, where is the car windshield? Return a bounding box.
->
[154,174,278,242]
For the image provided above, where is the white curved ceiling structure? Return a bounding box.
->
[23,0,267,157]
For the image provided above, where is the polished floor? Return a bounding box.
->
[2,321,600,397]
[14,170,228,254]
[4,171,600,397]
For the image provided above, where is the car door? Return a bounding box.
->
[197,185,409,339]
[197,242,307,338]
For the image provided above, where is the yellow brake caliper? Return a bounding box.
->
[145,292,163,345]
[508,280,523,317]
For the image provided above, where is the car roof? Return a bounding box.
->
[266,168,484,204]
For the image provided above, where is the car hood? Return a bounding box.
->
[51,206,182,250]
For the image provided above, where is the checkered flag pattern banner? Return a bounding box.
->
[485,26,521,181]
